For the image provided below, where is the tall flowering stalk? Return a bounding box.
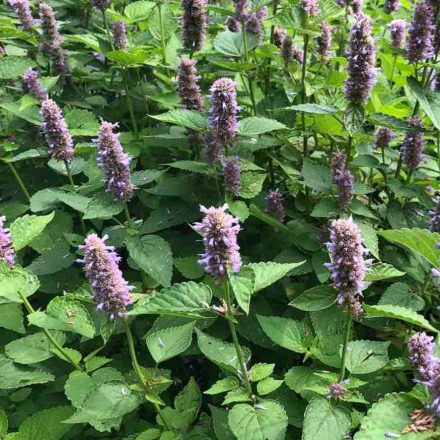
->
[401,117,425,170]
[406,0,434,64]
[96,121,135,203]
[111,21,128,50]
[300,0,319,17]
[8,0,33,30]
[193,204,242,278]
[181,0,208,52]
[389,19,406,49]
[223,157,241,197]
[205,78,239,164]
[429,195,440,233]
[177,58,203,111]
[345,13,376,105]
[385,0,400,12]
[0,216,15,267]
[350,0,363,14]
[226,0,248,32]
[374,127,394,150]
[79,234,133,319]
[316,22,332,62]
[246,6,267,40]
[266,189,286,223]
[325,218,370,316]
[331,151,354,210]
[40,99,74,163]
[92,0,111,10]
[22,69,48,101]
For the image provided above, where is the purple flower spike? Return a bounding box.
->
[246,6,267,40]
[177,58,203,111]
[181,0,208,52]
[401,116,425,169]
[79,234,133,319]
[351,0,363,14]
[316,22,332,62]
[273,28,287,48]
[328,381,347,400]
[92,0,111,11]
[226,0,249,32]
[408,332,436,381]
[223,156,241,197]
[266,189,286,223]
[332,150,353,210]
[281,35,294,66]
[325,218,371,316]
[385,0,400,12]
[22,69,48,102]
[389,19,406,49]
[0,216,15,267]
[301,0,319,17]
[429,196,440,233]
[374,127,394,149]
[344,13,376,105]
[40,99,74,163]
[205,78,239,164]
[111,21,128,50]
[96,121,136,202]
[407,0,434,63]
[331,150,347,179]
[8,0,33,30]
[193,204,242,278]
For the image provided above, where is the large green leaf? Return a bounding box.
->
[0,303,25,333]
[364,304,438,332]
[0,262,40,303]
[257,315,309,353]
[364,263,405,281]
[239,117,286,136]
[302,396,351,440]
[229,266,255,314]
[149,109,208,131]
[344,340,390,375]
[83,193,123,220]
[301,160,332,192]
[407,77,440,131]
[228,400,288,440]
[124,0,155,22]
[213,30,258,57]
[196,329,251,374]
[126,235,173,287]
[129,282,212,317]
[379,228,440,267]
[10,212,55,251]
[289,286,338,312]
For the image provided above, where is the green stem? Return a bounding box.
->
[6,162,31,202]
[339,315,352,382]
[123,320,171,430]
[157,2,167,65]
[224,281,253,397]
[102,10,114,50]
[301,33,310,157]
[123,68,139,137]
[241,23,257,115]
[390,55,397,84]
[123,202,132,228]
[20,292,83,371]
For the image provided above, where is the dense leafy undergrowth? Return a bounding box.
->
[3,0,440,438]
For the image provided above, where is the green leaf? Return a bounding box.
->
[107,48,149,66]
[354,393,429,440]
[174,256,204,280]
[284,103,338,114]
[64,108,100,136]
[257,378,283,395]
[0,410,7,438]
[364,304,438,332]
[364,263,405,281]
[0,303,25,333]
[257,315,309,353]
[226,198,250,222]
[205,377,239,395]
[173,377,201,429]
[229,267,255,314]
[83,193,123,220]
[129,282,212,317]
[214,30,258,57]
[239,172,266,199]
[27,249,75,275]
[10,212,55,251]
[150,110,208,131]
[345,340,390,374]
[196,329,251,374]
[5,331,66,364]
[379,228,440,267]
[126,235,173,287]
[357,222,380,261]
[124,0,155,22]
[251,363,275,382]
[145,320,195,363]
[302,396,351,440]
[407,76,440,131]
[210,405,236,440]
[228,400,288,440]
[166,160,212,175]
[131,169,165,187]
[247,262,304,292]
[239,117,287,136]
[18,406,74,440]
[289,286,338,312]
[379,282,424,312]
[0,262,40,303]
[27,296,95,338]
[0,354,54,389]
[301,160,332,192]
[0,56,36,79]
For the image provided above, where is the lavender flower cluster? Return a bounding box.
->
[8,0,33,30]
[385,0,400,12]
[389,19,406,49]
[22,69,48,102]
[193,204,242,278]
[177,58,203,111]
[223,156,241,197]
[344,13,377,105]
[181,0,208,52]
[406,0,434,63]
[300,0,320,18]
[331,150,354,210]
[96,121,135,202]
[205,78,239,164]
[266,189,286,223]
[429,196,440,233]
[408,332,440,416]
[92,0,111,11]
[0,216,15,267]
[374,127,394,149]
[226,0,267,39]
[316,22,333,62]
[325,218,371,316]
[274,29,303,66]
[79,234,133,319]
[111,21,128,50]
[401,116,425,169]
